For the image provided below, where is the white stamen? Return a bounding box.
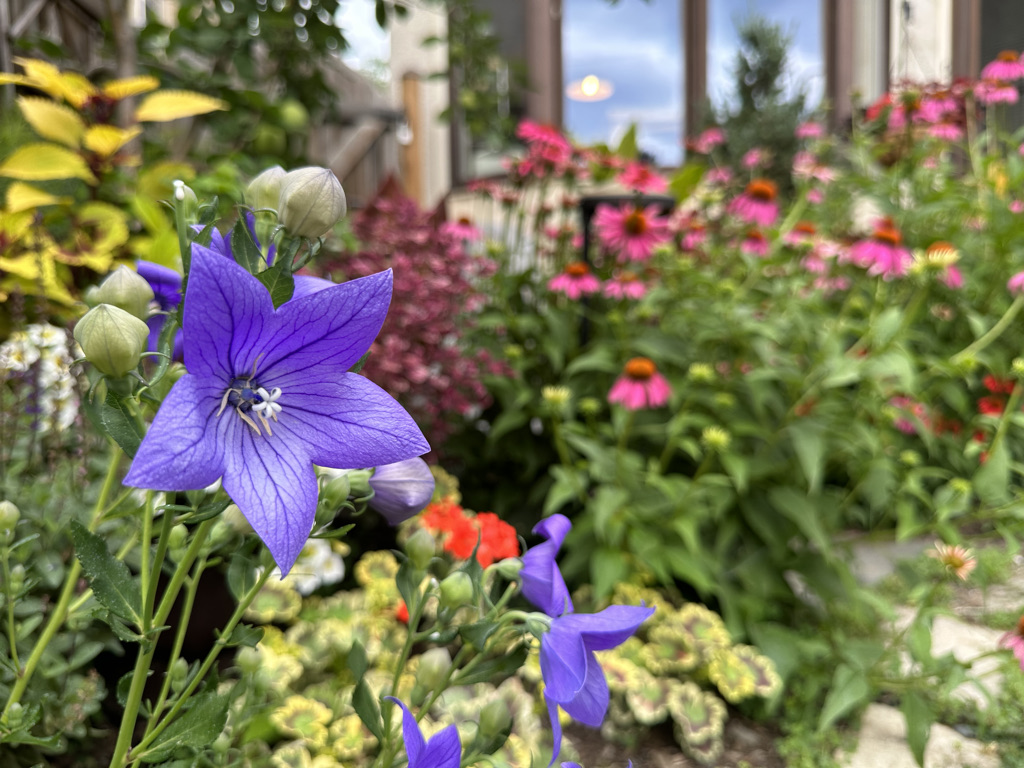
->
[253,387,283,421]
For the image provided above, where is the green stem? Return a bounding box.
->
[2,548,19,672]
[2,442,121,715]
[550,419,586,503]
[129,566,272,761]
[951,294,1024,366]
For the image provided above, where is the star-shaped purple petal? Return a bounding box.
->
[520,513,573,618]
[125,246,429,572]
[385,697,461,768]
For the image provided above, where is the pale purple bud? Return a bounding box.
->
[368,457,434,525]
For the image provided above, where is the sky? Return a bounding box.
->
[335,0,390,74]
[562,0,824,166]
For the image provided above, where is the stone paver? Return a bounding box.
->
[841,704,1000,768]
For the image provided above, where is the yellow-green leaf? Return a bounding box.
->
[134,90,228,122]
[6,182,72,213]
[17,96,86,147]
[53,202,129,272]
[0,253,41,280]
[0,143,96,183]
[11,57,96,107]
[137,162,196,199]
[84,125,142,157]
[102,75,160,99]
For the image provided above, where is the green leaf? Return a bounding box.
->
[669,162,706,202]
[766,487,831,557]
[352,678,384,741]
[974,444,1010,506]
[901,692,932,767]
[459,620,499,649]
[226,551,258,601]
[136,692,230,763]
[99,391,144,458]
[788,421,825,494]
[224,623,264,648]
[256,257,295,309]
[230,218,265,274]
[70,522,142,627]
[616,124,638,159]
[591,547,631,599]
[348,350,371,374]
[394,558,420,617]
[455,645,529,685]
[818,663,870,732]
[347,639,368,680]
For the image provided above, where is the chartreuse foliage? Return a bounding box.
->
[0,58,226,307]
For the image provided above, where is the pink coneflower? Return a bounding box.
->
[784,220,817,247]
[603,270,647,300]
[806,188,825,205]
[517,120,571,151]
[927,541,977,581]
[593,203,671,262]
[682,223,708,251]
[981,50,1024,81]
[1008,271,1024,295]
[728,179,779,227]
[441,217,481,241]
[929,121,964,141]
[705,167,733,185]
[976,79,1019,105]
[890,396,930,434]
[793,151,837,183]
[999,616,1024,671]
[796,121,825,139]
[608,357,672,410]
[801,253,829,274]
[1011,200,1024,214]
[846,219,911,279]
[742,148,768,169]
[691,127,726,154]
[813,275,851,295]
[618,162,668,194]
[548,261,601,300]
[941,265,964,290]
[740,229,769,258]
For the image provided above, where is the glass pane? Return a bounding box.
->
[562,0,684,166]
[707,0,824,113]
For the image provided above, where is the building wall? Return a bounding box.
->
[889,0,952,83]
[389,3,451,209]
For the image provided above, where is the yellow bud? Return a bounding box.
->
[278,167,346,238]
[73,304,150,377]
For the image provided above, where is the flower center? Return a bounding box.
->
[218,369,283,437]
[745,230,766,244]
[795,221,817,235]
[619,271,639,283]
[566,261,590,277]
[623,209,648,236]
[873,225,902,246]
[458,216,472,226]
[1017,615,1024,637]
[747,179,777,202]
[624,357,656,380]
[998,50,1019,62]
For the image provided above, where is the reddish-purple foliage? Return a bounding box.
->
[319,179,502,451]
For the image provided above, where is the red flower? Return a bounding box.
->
[396,601,409,624]
[978,396,1006,416]
[475,512,520,567]
[983,375,1015,394]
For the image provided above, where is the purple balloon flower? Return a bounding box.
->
[520,513,574,618]
[384,697,461,768]
[124,245,429,572]
[368,457,435,525]
[541,605,655,764]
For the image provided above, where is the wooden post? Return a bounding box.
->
[401,72,424,206]
[684,0,707,138]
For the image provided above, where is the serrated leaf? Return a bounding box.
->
[136,692,230,763]
[16,96,85,147]
[134,90,228,122]
[256,260,294,308]
[102,75,160,99]
[99,390,144,458]
[5,181,71,213]
[224,623,264,648]
[84,125,142,157]
[352,678,384,741]
[0,142,96,183]
[70,521,142,627]
[230,218,264,274]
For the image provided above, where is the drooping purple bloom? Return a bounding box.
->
[520,514,573,618]
[384,697,461,768]
[368,457,435,525]
[541,605,655,764]
[124,246,429,573]
[137,260,185,358]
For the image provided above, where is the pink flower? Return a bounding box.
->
[740,230,769,258]
[976,80,1019,105]
[793,152,836,183]
[981,51,1024,82]
[890,396,930,434]
[682,223,708,251]
[603,270,647,300]
[845,219,911,279]
[1011,200,1024,214]
[618,162,668,194]
[691,127,725,154]
[608,357,672,410]
[929,122,964,141]
[999,617,1024,671]
[517,120,571,151]
[796,121,825,139]
[728,179,779,227]
[784,221,817,247]
[548,262,601,300]
[742,148,768,169]
[806,188,825,205]
[941,265,964,290]
[927,541,977,581]
[705,167,733,185]
[1008,271,1024,295]
[441,217,481,241]
[593,203,671,262]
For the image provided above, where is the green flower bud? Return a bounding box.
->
[405,528,436,571]
[347,468,372,498]
[1013,357,1024,377]
[73,304,150,377]
[212,733,232,754]
[278,167,346,238]
[479,699,511,737]
[0,501,20,531]
[438,570,473,609]
[90,267,155,321]
[493,557,523,581]
[236,646,261,674]
[320,470,351,509]
[207,520,234,549]
[578,397,602,417]
[172,180,198,220]
[246,165,286,212]
[169,657,189,693]
[168,524,188,551]
[9,564,25,594]
[416,647,451,691]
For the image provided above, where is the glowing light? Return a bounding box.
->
[566,75,613,102]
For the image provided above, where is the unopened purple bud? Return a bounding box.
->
[368,458,435,525]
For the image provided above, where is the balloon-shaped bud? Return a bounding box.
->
[439,571,473,610]
[73,304,150,377]
[415,647,452,691]
[479,699,512,737]
[369,458,435,526]
[246,165,287,212]
[90,266,154,321]
[278,167,346,238]
[405,528,436,571]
